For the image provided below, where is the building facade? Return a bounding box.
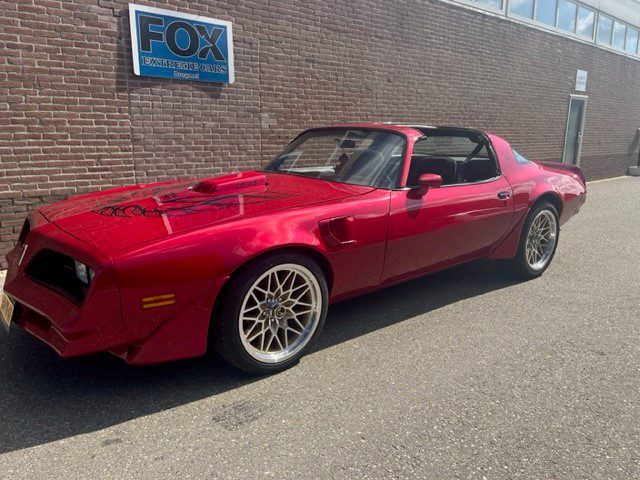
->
[0,0,639,265]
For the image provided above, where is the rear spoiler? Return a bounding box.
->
[536,161,586,186]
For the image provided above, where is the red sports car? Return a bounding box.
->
[2,124,586,373]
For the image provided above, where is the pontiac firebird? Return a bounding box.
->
[1,124,586,373]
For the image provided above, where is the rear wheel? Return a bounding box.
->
[212,253,328,374]
[507,201,559,279]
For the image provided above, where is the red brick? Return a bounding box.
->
[0,0,638,267]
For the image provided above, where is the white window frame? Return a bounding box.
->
[596,12,614,45]
[624,25,639,54]
[508,0,535,20]
[612,20,628,50]
[443,0,640,60]
[533,0,557,27]
[575,4,596,39]
[556,0,578,34]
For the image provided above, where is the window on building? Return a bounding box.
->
[509,0,534,18]
[534,0,557,26]
[557,0,577,33]
[470,0,503,10]
[464,0,639,58]
[612,21,627,49]
[625,27,638,54]
[575,5,595,38]
[597,14,613,45]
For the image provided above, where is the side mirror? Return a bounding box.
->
[414,173,443,196]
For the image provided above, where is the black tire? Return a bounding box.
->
[211,253,328,374]
[507,201,560,279]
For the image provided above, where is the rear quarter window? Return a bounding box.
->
[513,150,532,164]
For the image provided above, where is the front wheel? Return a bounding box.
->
[507,202,560,279]
[212,253,328,374]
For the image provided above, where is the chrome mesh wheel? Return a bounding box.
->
[525,209,558,271]
[238,264,322,364]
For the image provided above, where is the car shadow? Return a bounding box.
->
[0,260,521,454]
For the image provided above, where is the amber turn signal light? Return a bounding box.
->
[141,293,176,310]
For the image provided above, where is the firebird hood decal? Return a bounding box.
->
[94,191,292,218]
[38,172,374,255]
[38,181,197,222]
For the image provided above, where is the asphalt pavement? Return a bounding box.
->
[0,176,638,479]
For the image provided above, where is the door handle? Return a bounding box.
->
[497,191,511,200]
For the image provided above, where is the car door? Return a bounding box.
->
[381,177,514,284]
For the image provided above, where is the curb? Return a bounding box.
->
[587,175,637,184]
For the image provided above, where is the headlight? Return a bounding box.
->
[74,260,95,285]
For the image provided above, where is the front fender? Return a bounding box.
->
[111,189,390,362]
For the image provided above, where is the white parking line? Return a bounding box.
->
[587,175,634,184]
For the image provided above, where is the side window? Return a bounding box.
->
[513,150,531,164]
[407,134,498,187]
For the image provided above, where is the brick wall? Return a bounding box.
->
[1,0,639,266]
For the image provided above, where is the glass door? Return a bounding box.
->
[562,95,587,165]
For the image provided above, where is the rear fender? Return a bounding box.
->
[489,187,563,260]
[536,161,586,187]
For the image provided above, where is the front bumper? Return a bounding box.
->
[4,220,126,358]
[4,217,223,365]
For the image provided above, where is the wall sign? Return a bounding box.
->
[575,70,587,92]
[129,4,234,84]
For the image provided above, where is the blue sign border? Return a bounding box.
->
[129,3,235,84]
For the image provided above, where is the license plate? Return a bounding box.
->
[1,292,14,331]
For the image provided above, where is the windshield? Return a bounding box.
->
[263,129,406,188]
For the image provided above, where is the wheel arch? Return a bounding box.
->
[210,244,334,327]
[532,190,563,217]
[234,244,334,292]
[489,189,563,260]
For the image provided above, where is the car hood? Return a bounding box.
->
[38,171,374,256]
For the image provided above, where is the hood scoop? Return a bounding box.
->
[192,171,267,195]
